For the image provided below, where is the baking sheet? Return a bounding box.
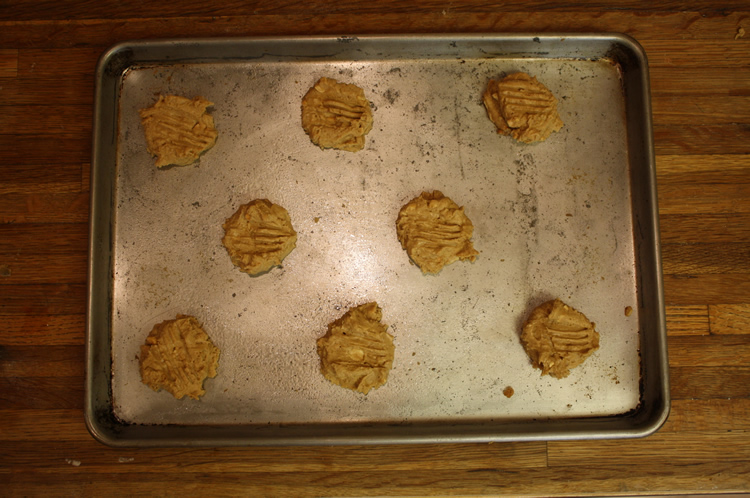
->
[87,35,669,445]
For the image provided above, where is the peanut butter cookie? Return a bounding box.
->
[222,199,297,276]
[396,190,479,274]
[483,72,563,144]
[520,299,600,379]
[139,95,218,167]
[317,302,395,394]
[301,77,373,152]
[139,314,220,400]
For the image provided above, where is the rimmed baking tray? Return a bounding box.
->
[86,34,669,447]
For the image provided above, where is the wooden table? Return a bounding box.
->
[1,2,749,496]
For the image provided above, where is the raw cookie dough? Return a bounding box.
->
[139,95,218,168]
[139,314,220,400]
[482,72,563,144]
[317,302,395,394]
[396,190,479,274]
[301,77,373,152]
[520,299,600,379]
[222,199,297,276]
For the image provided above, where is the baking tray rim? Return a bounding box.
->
[85,33,669,447]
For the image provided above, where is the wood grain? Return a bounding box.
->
[0,136,90,165]
[664,274,750,305]
[652,96,750,125]
[0,165,86,194]
[0,76,93,105]
[0,223,89,253]
[665,305,709,336]
[1,315,85,346]
[670,366,750,400]
[651,67,750,95]
[668,334,750,366]
[659,213,750,243]
[661,242,750,274]
[0,409,92,441]
[4,105,93,135]
[0,377,83,410]
[0,439,549,473]
[654,124,750,155]
[0,193,90,223]
[0,346,85,377]
[0,253,87,284]
[548,431,750,466]
[0,49,18,77]
[662,399,750,432]
[657,177,750,215]
[7,0,750,21]
[0,284,87,315]
[0,11,747,48]
[1,3,749,496]
[709,304,750,334]
[3,464,749,496]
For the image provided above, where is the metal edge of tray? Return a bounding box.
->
[85,33,669,447]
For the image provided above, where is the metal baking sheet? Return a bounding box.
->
[86,34,669,446]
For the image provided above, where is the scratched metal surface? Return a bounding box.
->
[106,37,642,429]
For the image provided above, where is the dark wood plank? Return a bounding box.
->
[2,1,750,22]
[0,49,17,77]
[0,136,90,165]
[661,243,750,274]
[658,179,750,215]
[0,439,548,472]
[664,274,750,305]
[651,67,750,95]
[0,223,89,254]
[657,168,750,186]
[659,213,750,244]
[16,48,100,78]
[0,164,84,194]
[0,76,94,106]
[4,464,750,496]
[0,192,89,224]
[670,366,750,400]
[1,315,85,346]
[0,14,748,56]
[654,124,750,156]
[0,409,91,441]
[657,153,750,175]
[656,155,750,214]
[548,431,750,466]
[2,105,93,136]
[0,377,83,409]
[0,346,84,377]
[0,11,733,50]
[652,96,750,125]
[642,39,750,68]
[0,253,87,284]
[709,304,750,335]
[668,334,750,367]
[665,305,709,336]
[662,399,750,432]
[0,284,86,315]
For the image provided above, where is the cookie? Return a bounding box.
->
[483,73,563,144]
[222,199,297,276]
[520,299,600,379]
[317,302,395,394]
[139,314,220,400]
[301,77,373,152]
[139,95,218,168]
[396,190,479,274]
